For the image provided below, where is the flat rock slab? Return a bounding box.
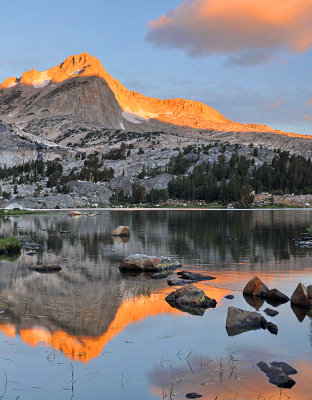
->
[151,272,170,279]
[257,361,296,388]
[264,308,279,317]
[119,254,181,273]
[166,285,217,315]
[177,271,216,281]
[28,264,62,273]
[167,278,193,286]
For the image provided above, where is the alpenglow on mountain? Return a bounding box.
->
[0,52,309,142]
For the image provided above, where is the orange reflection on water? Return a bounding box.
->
[0,285,229,362]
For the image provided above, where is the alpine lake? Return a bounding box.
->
[0,209,311,400]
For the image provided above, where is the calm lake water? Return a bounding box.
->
[0,210,311,400]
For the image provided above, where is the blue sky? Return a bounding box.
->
[0,0,311,134]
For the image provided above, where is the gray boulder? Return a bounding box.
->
[165,285,217,315]
[119,254,181,272]
[226,307,266,336]
[265,289,290,305]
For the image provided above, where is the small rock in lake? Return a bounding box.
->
[186,393,203,399]
[226,307,267,336]
[264,308,279,317]
[177,270,216,281]
[28,264,62,273]
[265,289,289,304]
[68,211,82,217]
[243,276,269,297]
[257,361,296,388]
[119,254,181,273]
[165,285,217,315]
[291,283,311,308]
[112,226,130,237]
[224,295,234,300]
[27,252,36,256]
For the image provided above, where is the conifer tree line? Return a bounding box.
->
[0,147,311,205]
[167,150,312,205]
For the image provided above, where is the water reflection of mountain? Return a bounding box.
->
[0,210,311,362]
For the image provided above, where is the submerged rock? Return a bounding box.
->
[224,295,235,300]
[165,285,217,315]
[257,361,297,388]
[151,272,170,279]
[226,307,266,336]
[243,276,269,297]
[177,271,216,282]
[265,289,289,304]
[291,283,311,308]
[264,308,279,317]
[28,264,62,273]
[112,226,130,237]
[119,254,181,272]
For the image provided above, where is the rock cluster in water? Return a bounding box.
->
[257,361,297,388]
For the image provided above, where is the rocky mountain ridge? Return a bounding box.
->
[0,52,311,152]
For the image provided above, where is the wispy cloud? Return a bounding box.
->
[307,98,312,107]
[147,0,312,65]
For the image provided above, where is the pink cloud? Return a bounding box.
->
[303,114,312,123]
[307,98,312,107]
[266,99,282,110]
[147,0,312,64]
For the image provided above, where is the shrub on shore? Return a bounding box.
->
[0,238,22,254]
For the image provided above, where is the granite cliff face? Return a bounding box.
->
[0,52,311,153]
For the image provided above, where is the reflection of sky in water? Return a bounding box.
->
[0,210,311,399]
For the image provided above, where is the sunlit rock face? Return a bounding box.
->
[0,52,310,142]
